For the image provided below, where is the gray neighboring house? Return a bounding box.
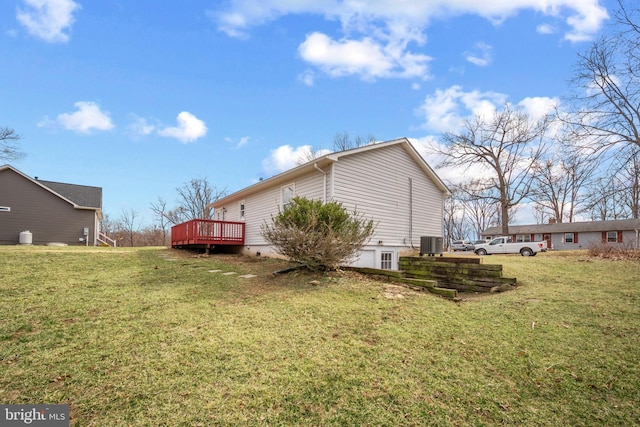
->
[0,165,104,245]
[482,219,640,251]
[208,138,450,270]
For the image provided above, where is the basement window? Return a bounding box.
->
[381,252,393,270]
[0,206,10,212]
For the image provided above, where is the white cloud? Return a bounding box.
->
[416,87,560,134]
[299,70,316,86]
[213,0,609,39]
[261,144,331,175]
[536,23,555,35]
[16,0,80,43]
[517,96,559,121]
[416,85,507,133]
[211,0,611,79]
[564,1,609,42]
[225,136,250,149]
[298,32,430,81]
[54,101,114,133]
[158,112,207,143]
[127,115,156,138]
[464,41,492,67]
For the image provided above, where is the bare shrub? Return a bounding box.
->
[261,197,375,271]
[588,241,640,260]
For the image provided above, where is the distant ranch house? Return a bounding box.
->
[482,219,640,251]
[0,165,112,246]
[183,138,450,270]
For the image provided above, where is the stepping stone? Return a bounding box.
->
[238,274,257,279]
[222,272,237,276]
[208,269,223,273]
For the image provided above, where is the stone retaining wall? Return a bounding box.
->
[399,256,516,293]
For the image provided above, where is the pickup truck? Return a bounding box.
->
[474,237,547,256]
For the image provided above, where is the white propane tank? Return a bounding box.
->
[19,230,33,245]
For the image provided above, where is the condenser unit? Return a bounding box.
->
[420,236,443,256]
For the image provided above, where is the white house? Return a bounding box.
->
[482,218,640,250]
[208,138,450,270]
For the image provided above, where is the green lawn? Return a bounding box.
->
[1,246,638,426]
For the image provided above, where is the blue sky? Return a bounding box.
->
[1,0,616,226]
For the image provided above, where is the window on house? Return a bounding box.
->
[565,233,575,243]
[516,234,531,242]
[607,231,618,243]
[381,252,393,270]
[240,201,245,220]
[217,208,226,221]
[0,206,10,212]
[282,184,295,209]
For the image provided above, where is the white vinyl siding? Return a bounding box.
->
[331,144,443,247]
[209,140,447,267]
[220,171,326,246]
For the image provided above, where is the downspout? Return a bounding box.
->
[314,163,327,202]
[409,178,415,249]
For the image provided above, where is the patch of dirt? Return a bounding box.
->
[381,283,421,299]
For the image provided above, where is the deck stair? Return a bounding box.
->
[97,232,117,247]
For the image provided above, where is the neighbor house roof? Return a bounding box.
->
[0,164,102,212]
[483,219,640,235]
[37,180,102,209]
[209,137,450,207]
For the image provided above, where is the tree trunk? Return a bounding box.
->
[501,203,510,236]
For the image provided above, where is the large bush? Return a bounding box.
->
[261,197,375,271]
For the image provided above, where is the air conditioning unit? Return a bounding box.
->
[420,236,443,256]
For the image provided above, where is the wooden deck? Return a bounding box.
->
[171,219,245,248]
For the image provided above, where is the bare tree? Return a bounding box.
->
[439,104,551,235]
[296,145,325,165]
[1,127,25,162]
[100,213,116,235]
[443,190,469,249]
[456,181,500,238]
[531,143,600,223]
[166,178,226,224]
[119,208,141,247]
[584,175,627,220]
[333,132,376,151]
[149,197,171,245]
[612,146,640,218]
[565,0,640,153]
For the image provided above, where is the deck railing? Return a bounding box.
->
[97,232,117,247]
[171,219,245,247]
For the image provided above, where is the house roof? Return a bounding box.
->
[483,218,640,235]
[37,180,102,209]
[0,164,102,212]
[210,137,450,207]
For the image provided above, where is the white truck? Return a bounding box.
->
[474,236,547,257]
